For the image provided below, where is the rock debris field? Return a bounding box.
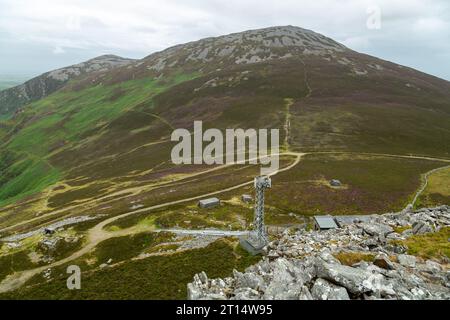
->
[188,206,450,300]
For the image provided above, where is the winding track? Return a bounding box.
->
[0,151,449,293]
[408,165,450,209]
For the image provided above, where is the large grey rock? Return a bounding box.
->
[187,272,209,300]
[231,288,261,300]
[361,223,394,238]
[424,260,442,273]
[398,254,417,268]
[187,282,203,300]
[233,270,265,291]
[263,258,312,300]
[264,282,312,300]
[315,259,371,294]
[311,278,350,300]
[319,249,341,264]
[315,259,395,297]
[361,238,378,249]
[412,221,432,235]
[373,254,395,270]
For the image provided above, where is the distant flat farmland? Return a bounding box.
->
[0,75,28,91]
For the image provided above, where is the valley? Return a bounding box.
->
[0,150,448,298]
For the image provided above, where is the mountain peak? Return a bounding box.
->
[47,54,134,81]
[86,54,134,64]
[142,25,347,73]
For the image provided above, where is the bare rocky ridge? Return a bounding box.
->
[96,25,450,102]
[140,25,347,73]
[188,206,450,300]
[0,55,135,116]
[115,25,356,84]
[3,26,449,117]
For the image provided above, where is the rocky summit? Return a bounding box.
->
[141,25,347,73]
[188,206,450,300]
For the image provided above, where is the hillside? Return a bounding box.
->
[0,55,135,116]
[0,26,449,299]
[0,26,449,212]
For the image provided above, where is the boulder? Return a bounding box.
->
[263,258,312,300]
[311,278,350,300]
[264,282,312,300]
[187,272,209,300]
[315,259,396,297]
[315,259,371,294]
[204,293,228,300]
[233,270,265,291]
[412,221,432,235]
[361,238,378,249]
[361,223,394,238]
[398,254,417,268]
[424,260,442,273]
[361,270,396,298]
[373,254,395,270]
[330,179,342,187]
[319,249,341,264]
[231,288,260,300]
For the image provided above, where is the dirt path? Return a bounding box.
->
[313,151,450,163]
[407,165,450,210]
[283,98,294,151]
[299,57,312,98]
[0,153,281,234]
[282,59,311,151]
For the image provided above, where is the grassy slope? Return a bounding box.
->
[266,154,447,215]
[392,227,450,261]
[0,54,449,213]
[0,238,260,300]
[417,167,450,207]
[0,73,199,207]
[289,55,450,157]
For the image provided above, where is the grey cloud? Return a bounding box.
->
[0,0,449,80]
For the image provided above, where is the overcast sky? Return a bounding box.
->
[0,0,449,80]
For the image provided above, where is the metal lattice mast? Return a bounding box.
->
[251,176,271,247]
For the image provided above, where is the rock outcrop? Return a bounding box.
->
[188,206,450,300]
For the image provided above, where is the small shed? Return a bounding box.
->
[198,197,220,209]
[313,216,338,231]
[330,179,342,187]
[241,194,252,203]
